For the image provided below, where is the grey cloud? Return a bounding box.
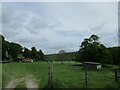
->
[2,2,118,54]
[90,22,105,31]
[56,30,90,38]
[25,17,49,34]
[2,4,59,43]
[2,8,14,24]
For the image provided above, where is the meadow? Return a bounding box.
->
[45,52,78,61]
[2,61,120,89]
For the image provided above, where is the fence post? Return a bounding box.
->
[115,69,118,82]
[85,67,88,85]
[48,64,53,88]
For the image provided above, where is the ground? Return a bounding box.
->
[6,75,38,89]
[2,61,120,88]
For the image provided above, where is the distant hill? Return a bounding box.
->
[45,52,79,61]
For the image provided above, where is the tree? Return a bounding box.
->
[89,34,100,42]
[58,50,66,54]
[38,49,45,61]
[107,47,120,65]
[31,47,39,62]
[77,34,112,64]
[23,47,31,58]
[1,34,46,62]
[1,35,12,61]
[9,42,23,61]
[2,39,10,61]
[58,50,66,64]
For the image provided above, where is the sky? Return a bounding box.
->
[1,2,118,54]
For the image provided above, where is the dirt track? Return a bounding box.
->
[25,75,38,88]
[5,75,38,89]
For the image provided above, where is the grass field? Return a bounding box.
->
[2,61,120,88]
[0,64,2,90]
[45,52,78,61]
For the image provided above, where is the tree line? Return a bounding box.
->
[1,35,45,62]
[75,34,120,65]
[1,34,120,65]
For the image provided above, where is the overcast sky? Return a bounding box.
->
[1,2,118,54]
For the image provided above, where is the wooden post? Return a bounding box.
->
[85,67,88,85]
[115,69,118,82]
[48,64,53,88]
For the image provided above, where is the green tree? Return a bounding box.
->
[1,34,46,62]
[23,47,31,58]
[9,42,23,61]
[1,35,10,61]
[2,41,9,61]
[31,47,39,61]
[58,50,66,64]
[108,47,120,65]
[78,34,112,64]
[38,49,45,61]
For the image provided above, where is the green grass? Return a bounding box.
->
[52,62,119,88]
[2,61,120,88]
[45,52,78,61]
[0,64,2,90]
[2,62,49,88]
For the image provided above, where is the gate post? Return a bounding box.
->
[115,69,118,82]
[85,67,88,85]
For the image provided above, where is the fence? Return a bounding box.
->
[48,64,53,88]
[46,62,119,88]
[115,68,120,83]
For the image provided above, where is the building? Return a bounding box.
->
[0,61,10,63]
[22,58,33,63]
[83,62,101,70]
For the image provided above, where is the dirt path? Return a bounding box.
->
[5,75,38,89]
[5,78,25,90]
[25,75,38,89]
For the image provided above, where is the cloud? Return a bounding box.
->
[2,2,118,54]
